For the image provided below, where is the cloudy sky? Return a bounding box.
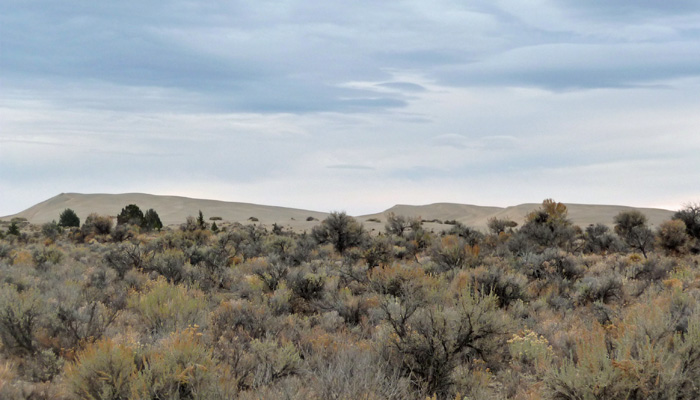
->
[2,1,700,216]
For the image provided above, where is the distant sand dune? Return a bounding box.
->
[3,193,330,232]
[358,202,674,232]
[3,193,675,232]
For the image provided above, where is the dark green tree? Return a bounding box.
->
[7,222,20,236]
[211,222,219,233]
[117,204,144,227]
[58,208,80,228]
[197,210,207,230]
[142,209,163,232]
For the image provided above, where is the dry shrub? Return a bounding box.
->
[548,293,700,399]
[379,284,509,397]
[65,338,137,400]
[128,277,206,335]
[12,250,33,267]
[431,235,480,272]
[368,263,434,298]
[302,331,411,399]
[131,326,227,399]
[209,299,272,342]
[658,219,690,255]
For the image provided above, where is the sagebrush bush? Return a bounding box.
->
[430,234,480,272]
[65,338,137,400]
[0,283,45,354]
[145,248,187,283]
[379,283,509,397]
[128,277,206,335]
[466,263,528,308]
[131,326,229,399]
[2,203,700,398]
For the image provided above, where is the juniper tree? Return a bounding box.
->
[117,204,144,227]
[142,208,163,232]
[58,208,80,228]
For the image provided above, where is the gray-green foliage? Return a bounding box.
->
[548,309,700,400]
[41,220,62,240]
[614,210,655,258]
[380,285,508,397]
[312,211,367,254]
[385,212,421,237]
[0,283,44,353]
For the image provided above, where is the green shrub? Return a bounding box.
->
[54,281,121,348]
[574,273,623,304]
[31,245,64,270]
[0,283,44,354]
[584,223,624,254]
[468,264,527,308]
[131,326,227,399]
[104,243,151,279]
[288,270,325,302]
[249,337,301,388]
[41,221,62,241]
[129,278,206,334]
[146,248,187,283]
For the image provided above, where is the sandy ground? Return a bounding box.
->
[2,193,675,233]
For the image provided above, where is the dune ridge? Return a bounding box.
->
[3,193,675,231]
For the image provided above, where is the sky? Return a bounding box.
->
[2,0,700,216]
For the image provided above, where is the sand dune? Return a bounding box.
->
[358,202,674,232]
[4,193,329,232]
[3,193,676,232]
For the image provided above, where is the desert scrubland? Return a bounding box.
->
[0,197,699,399]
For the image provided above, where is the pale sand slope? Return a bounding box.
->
[3,193,676,232]
[3,193,330,232]
[358,203,675,231]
